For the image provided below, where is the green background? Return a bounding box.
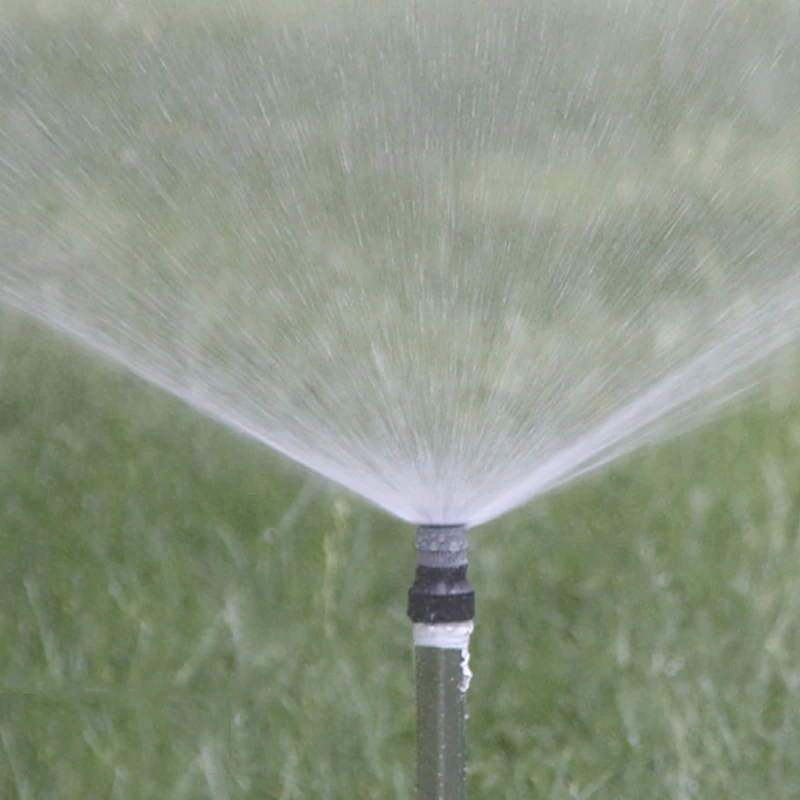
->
[2,312,800,799]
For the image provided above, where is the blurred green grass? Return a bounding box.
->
[2,313,800,799]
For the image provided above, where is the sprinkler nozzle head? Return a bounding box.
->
[407,524,474,624]
[414,524,468,568]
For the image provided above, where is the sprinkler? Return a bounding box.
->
[408,524,475,799]
[4,2,800,796]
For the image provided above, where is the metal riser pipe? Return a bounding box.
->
[408,525,475,799]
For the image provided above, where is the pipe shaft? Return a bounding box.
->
[408,525,474,799]
[414,643,468,800]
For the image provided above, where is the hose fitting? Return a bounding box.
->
[407,524,475,623]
